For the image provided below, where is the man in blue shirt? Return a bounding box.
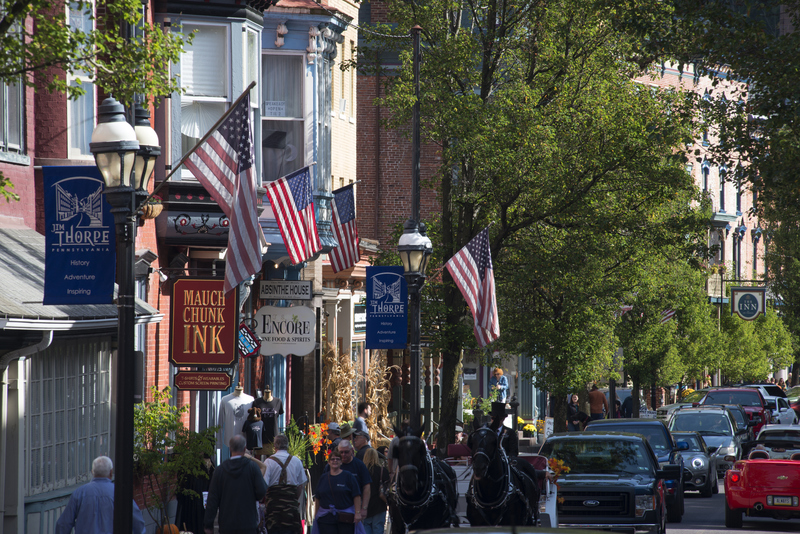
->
[55,456,146,534]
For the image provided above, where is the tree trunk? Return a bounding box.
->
[632,377,641,418]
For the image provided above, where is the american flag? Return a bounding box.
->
[445,227,499,347]
[329,184,360,272]
[265,166,321,265]
[184,94,264,294]
[661,309,676,323]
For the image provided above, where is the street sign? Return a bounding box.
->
[174,371,232,391]
[259,280,313,300]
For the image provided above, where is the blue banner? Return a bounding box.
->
[366,266,407,349]
[43,166,116,304]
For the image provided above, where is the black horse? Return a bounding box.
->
[388,427,459,534]
[466,427,539,526]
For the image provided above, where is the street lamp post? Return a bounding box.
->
[397,25,431,430]
[90,96,159,534]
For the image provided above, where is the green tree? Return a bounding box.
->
[0,0,191,198]
[360,0,712,446]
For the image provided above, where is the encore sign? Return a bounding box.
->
[170,278,238,366]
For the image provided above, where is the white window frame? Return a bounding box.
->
[180,21,231,179]
[243,26,260,108]
[25,338,112,496]
[0,79,25,159]
[261,50,307,183]
[66,2,96,160]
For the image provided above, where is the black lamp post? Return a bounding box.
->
[90,96,159,534]
[397,25,432,430]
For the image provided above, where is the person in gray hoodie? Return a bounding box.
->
[204,434,268,534]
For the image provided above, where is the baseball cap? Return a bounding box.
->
[328,422,341,432]
[455,426,463,433]
[354,430,369,438]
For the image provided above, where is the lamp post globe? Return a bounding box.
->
[133,102,161,195]
[90,97,139,191]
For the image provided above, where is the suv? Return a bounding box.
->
[703,403,758,441]
[740,383,787,399]
[539,431,680,533]
[668,406,747,478]
[700,388,769,434]
[656,388,709,421]
[584,418,687,522]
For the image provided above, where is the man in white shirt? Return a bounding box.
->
[263,434,308,534]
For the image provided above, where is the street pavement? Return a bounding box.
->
[670,482,800,533]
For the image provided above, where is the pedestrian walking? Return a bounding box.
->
[204,434,268,534]
[354,403,371,438]
[312,450,365,534]
[588,384,608,420]
[361,448,389,534]
[263,434,308,534]
[489,368,509,402]
[55,456,146,534]
[567,394,587,431]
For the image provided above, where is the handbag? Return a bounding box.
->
[337,512,355,523]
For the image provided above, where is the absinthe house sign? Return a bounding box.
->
[254,305,316,356]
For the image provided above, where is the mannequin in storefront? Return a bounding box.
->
[217,384,254,450]
[253,386,284,454]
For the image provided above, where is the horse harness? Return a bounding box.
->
[467,430,537,525]
[390,444,446,534]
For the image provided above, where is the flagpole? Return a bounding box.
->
[138,80,257,209]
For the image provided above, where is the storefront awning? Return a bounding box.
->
[0,228,163,331]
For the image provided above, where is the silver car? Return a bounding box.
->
[671,431,718,497]
[667,406,747,478]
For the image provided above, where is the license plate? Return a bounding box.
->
[773,496,792,506]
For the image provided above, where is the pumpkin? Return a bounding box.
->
[157,524,179,534]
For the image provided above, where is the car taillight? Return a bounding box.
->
[730,473,740,483]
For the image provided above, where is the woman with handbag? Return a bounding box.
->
[312,450,365,534]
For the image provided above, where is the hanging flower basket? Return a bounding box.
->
[140,196,163,220]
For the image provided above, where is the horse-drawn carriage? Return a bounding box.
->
[386,426,558,533]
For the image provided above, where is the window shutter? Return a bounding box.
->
[182,25,228,98]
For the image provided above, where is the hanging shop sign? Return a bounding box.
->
[259,280,313,300]
[42,166,116,304]
[174,371,232,391]
[365,266,408,349]
[238,323,261,358]
[730,286,767,321]
[254,305,316,357]
[170,278,238,366]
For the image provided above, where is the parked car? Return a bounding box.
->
[700,388,770,435]
[702,403,758,441]
[584,418,686,522]
[788,385,800,418]
[764,396,798,425]
[740,383,787,399]
[539,431,680,534]
[724,438,800,528]
[656,388,708,421]
[670,431,718,497]
[754,424,800,459]
[667,406,747,478]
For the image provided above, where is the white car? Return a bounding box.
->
[765,396,798,425]
[754,424,800,458]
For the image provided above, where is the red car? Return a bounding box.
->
[701,388,770,435]
[725,452,800,527]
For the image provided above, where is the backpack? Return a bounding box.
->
[264,454,302,534]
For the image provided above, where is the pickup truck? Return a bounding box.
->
[539,431,680,534]
[724,438,800,527]
[584,418,687,522]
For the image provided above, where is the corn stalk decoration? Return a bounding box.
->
[321,344,398,443]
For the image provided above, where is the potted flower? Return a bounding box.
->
[140,195,163,220]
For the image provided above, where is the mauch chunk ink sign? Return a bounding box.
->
[366,266,407,349]
[170,278,238,366]
[43,166,115,304]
